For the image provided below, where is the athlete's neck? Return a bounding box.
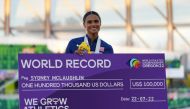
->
[87,33,98,42]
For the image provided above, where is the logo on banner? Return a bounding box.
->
[142,59,165,68]
[129,58,141,68]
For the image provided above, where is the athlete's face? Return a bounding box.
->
[83,14,101,35]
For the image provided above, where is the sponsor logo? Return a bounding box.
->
[129,58,141,68]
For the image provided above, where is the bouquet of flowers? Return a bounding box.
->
[77,42,91,54]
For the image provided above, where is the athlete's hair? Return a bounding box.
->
[83,11,101,24]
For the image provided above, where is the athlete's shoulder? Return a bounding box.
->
[70,37,84,43]
[100,39,112,48]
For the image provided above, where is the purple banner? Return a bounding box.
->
[19,54,168,109]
